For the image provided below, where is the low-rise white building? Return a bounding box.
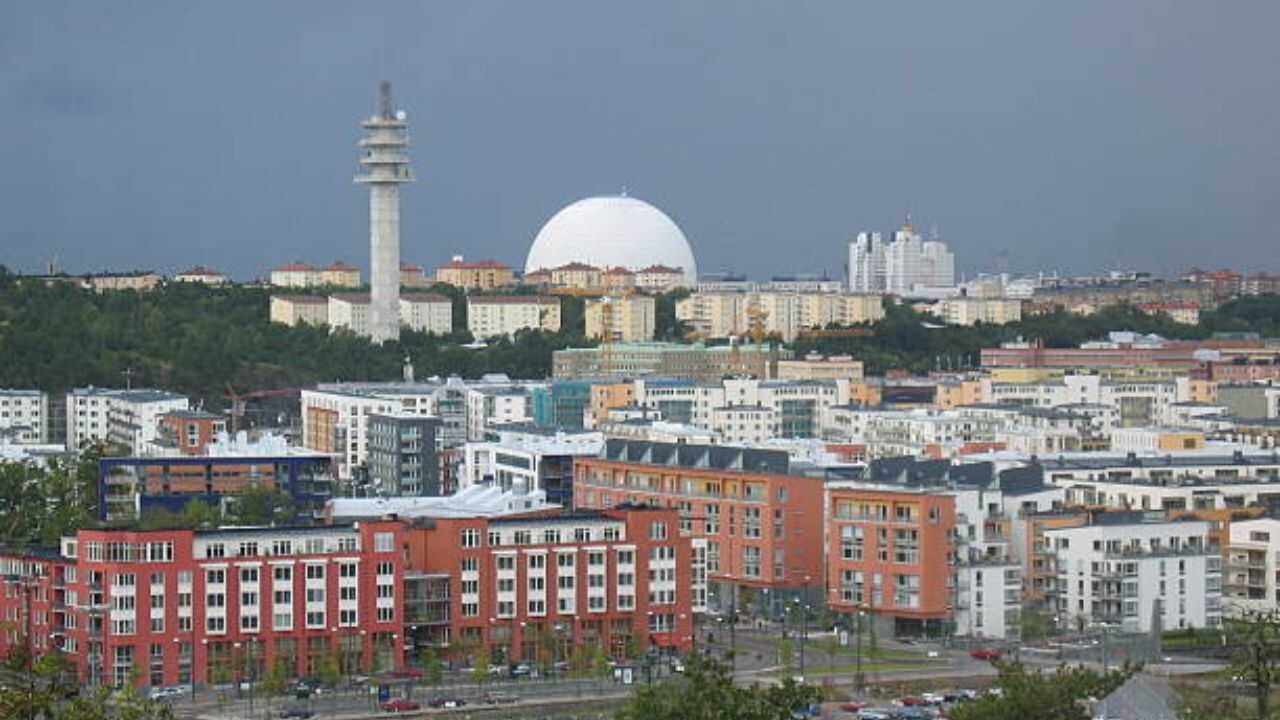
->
[65,387,189,453]
[710,405,776,445]
[399,293,453,335]
[328,293,371,336]
[460,428,603,506]
[465,386,533,441]
[1225,518,1280,615]
[467,296,562,338]
[0,389,49,444]
[1045,514,1222,633]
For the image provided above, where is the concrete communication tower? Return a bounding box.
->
[355,81,414,343]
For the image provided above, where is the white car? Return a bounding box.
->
[921,692,945,705]
[148,686,188,700]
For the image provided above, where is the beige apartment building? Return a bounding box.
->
[434,256,515,289]
[549,262,604,290]
[467,296,561,338]
[584,295,656,342]
[269,295,330,326]
[928,297,1023,326]
[676,292,884,342]
[776,354,865,383]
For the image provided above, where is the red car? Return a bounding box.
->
[380,698,420,712]
[389,668,423,680]
[970,648,1002,661]
[898,696,927,706]
[840,701,867,712]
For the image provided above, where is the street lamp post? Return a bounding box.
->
[854,607,866,696]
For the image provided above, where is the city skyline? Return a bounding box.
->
[2,3,1277,281]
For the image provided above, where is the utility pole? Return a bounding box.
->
[120,366,135,390]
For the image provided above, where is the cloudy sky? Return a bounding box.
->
[1,2,1276,280]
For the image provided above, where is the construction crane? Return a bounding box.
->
[223,384,302,434]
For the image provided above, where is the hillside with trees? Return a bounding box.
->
[1,267,1276,407]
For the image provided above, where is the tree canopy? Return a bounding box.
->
[614,655,821,720]
[949,660,1135,720]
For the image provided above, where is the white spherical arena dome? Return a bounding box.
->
[525,195,697,283]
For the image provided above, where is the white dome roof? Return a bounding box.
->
[525,196,697,283]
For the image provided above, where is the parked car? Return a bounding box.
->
[970,648,1002,661]
[278,706,315,719]
[482,691,519,705]
[510,663,534,679]
[921,692,946,705]
[380,698,421,712]
[898,696,928,707]
[840,700,867,712]
[855,710,895,720]
[428,696,466,708]
[389,668,422,680]
[147,686,187,700]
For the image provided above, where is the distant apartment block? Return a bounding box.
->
[466,296,561,338]
[553,342,790,382]
[676,291,884,342]
[269,295,330,326]
[584,295,656,343]
[433,256,515,290]
[366,413,443,496]
[926,297,1022,326]
[269,261,361,289]
[399,293,453,334]
[0,389,50,444]
[173,266,229,285]
[66,388,189,454]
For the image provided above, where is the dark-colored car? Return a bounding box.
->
[278,706,315,719]
[428,696,466,709]
[380,698,421,712]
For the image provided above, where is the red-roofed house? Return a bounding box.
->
[270,262,316,288]
[434,256,515,289]
[636,264,686,292]
[400,261,428,288]
[319,261,361,288]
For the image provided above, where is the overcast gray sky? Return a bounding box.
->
[2,2,1276,281]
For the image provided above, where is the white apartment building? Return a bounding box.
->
[984,374,1178,427]
[1226,518,1280,615]
[1045,516,1222,633]
[303,377,538,479]
[1035,451,1280,512]
[66,388,189,453]
[950,486,1022,640]
[584,295,656,343]
[849,221,955,295]
[465,387,533,441]
[633,377,847,439]
[328,294,371,336]
[820,407,1002,458]
[399,293,453,335]
[675,292,883,342]
[0,389,49,444]
[709,405,776,445]
[466,296,561,339]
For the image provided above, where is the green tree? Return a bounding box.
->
[1225,609,1280,720]
[421,649,444,686]
[223,483,294,526]
[261,657,291,703]
[318,648,342,688]
[591,644,611,679]
[949,660,1134,720]
[180,498,221,529]
[776,636,794,674]
[471,644,491,685]
[615,655,821,720]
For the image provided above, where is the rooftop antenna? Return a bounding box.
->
[379,80,393,119]
[120,367,136,391]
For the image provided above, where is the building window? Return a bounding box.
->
[743,546,761,578]
[650,522,668,540]
[461,528,480,548]
[374,532,395,552]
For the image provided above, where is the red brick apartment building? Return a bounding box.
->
[0,521,404,689]
[825,483,956,636]
[402,506,697,664]
[574,440,826,616]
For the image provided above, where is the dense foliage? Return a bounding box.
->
[1,268,1276,406]
[0,450,101,548]
[0,268,598,407]
[792,294,1280,375]
[1,648,174,719]
[614,655,822,720]
[949,660,1135,720]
